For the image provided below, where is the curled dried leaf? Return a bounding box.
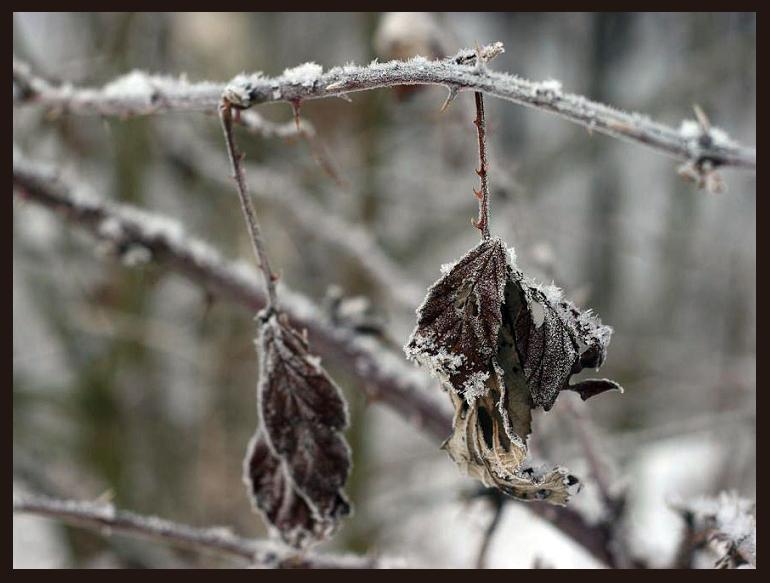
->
[244,311,351,548]
[406,237,621,505]
[508,272,620,411]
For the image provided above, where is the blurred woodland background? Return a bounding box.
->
[13,12,755,568]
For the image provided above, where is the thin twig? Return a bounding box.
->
[671,492,756,568]
[13,154,619,567]
[562,399,632,568]
[474,492,505,569]
[219,101,279,311]
[12,492,384,568]
[237,110,346,187]
[13,47,756,172]
[472,92,491,239]
[562,400,616,514]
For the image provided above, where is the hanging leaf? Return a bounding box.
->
[405,237,621,505]
[244,311,351,548]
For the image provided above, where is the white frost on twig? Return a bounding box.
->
[13,46,755,171]
[280,62,324,87]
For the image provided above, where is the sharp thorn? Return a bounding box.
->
[440,87,458,113]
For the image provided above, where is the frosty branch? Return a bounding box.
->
[13,45,756,173]
[12,493,383,568]
[12,154,619,566]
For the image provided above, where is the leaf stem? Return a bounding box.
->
[473,91,491,240]
[219,100,279,311]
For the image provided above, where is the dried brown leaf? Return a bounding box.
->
[508,272,621,411]
[244,311,351,548]
[244,432,333,548]
[405,237,621,505]
[405,237,508,401]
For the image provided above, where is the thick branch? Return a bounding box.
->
[13,46,755,171]
[13,493,382,568]
[12,154,619,567]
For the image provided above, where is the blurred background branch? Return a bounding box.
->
[13,493,386,568]
[14,152,631,567]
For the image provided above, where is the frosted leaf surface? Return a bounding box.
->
[405,237,508,402]
[509,271,620,411]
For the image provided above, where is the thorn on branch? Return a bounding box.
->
[440,86,459,113]
[693,104,711,133]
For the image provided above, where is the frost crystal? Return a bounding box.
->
[103,71,153,99]
[280,62,323,87]
[534,79,563,98]
[439,261,456,275]
[98,217,123,240]
[121,244,152,266]
[223,72,265,107]
[462,371,490,401]
[679,119,702,140]
[679,118,738,151]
